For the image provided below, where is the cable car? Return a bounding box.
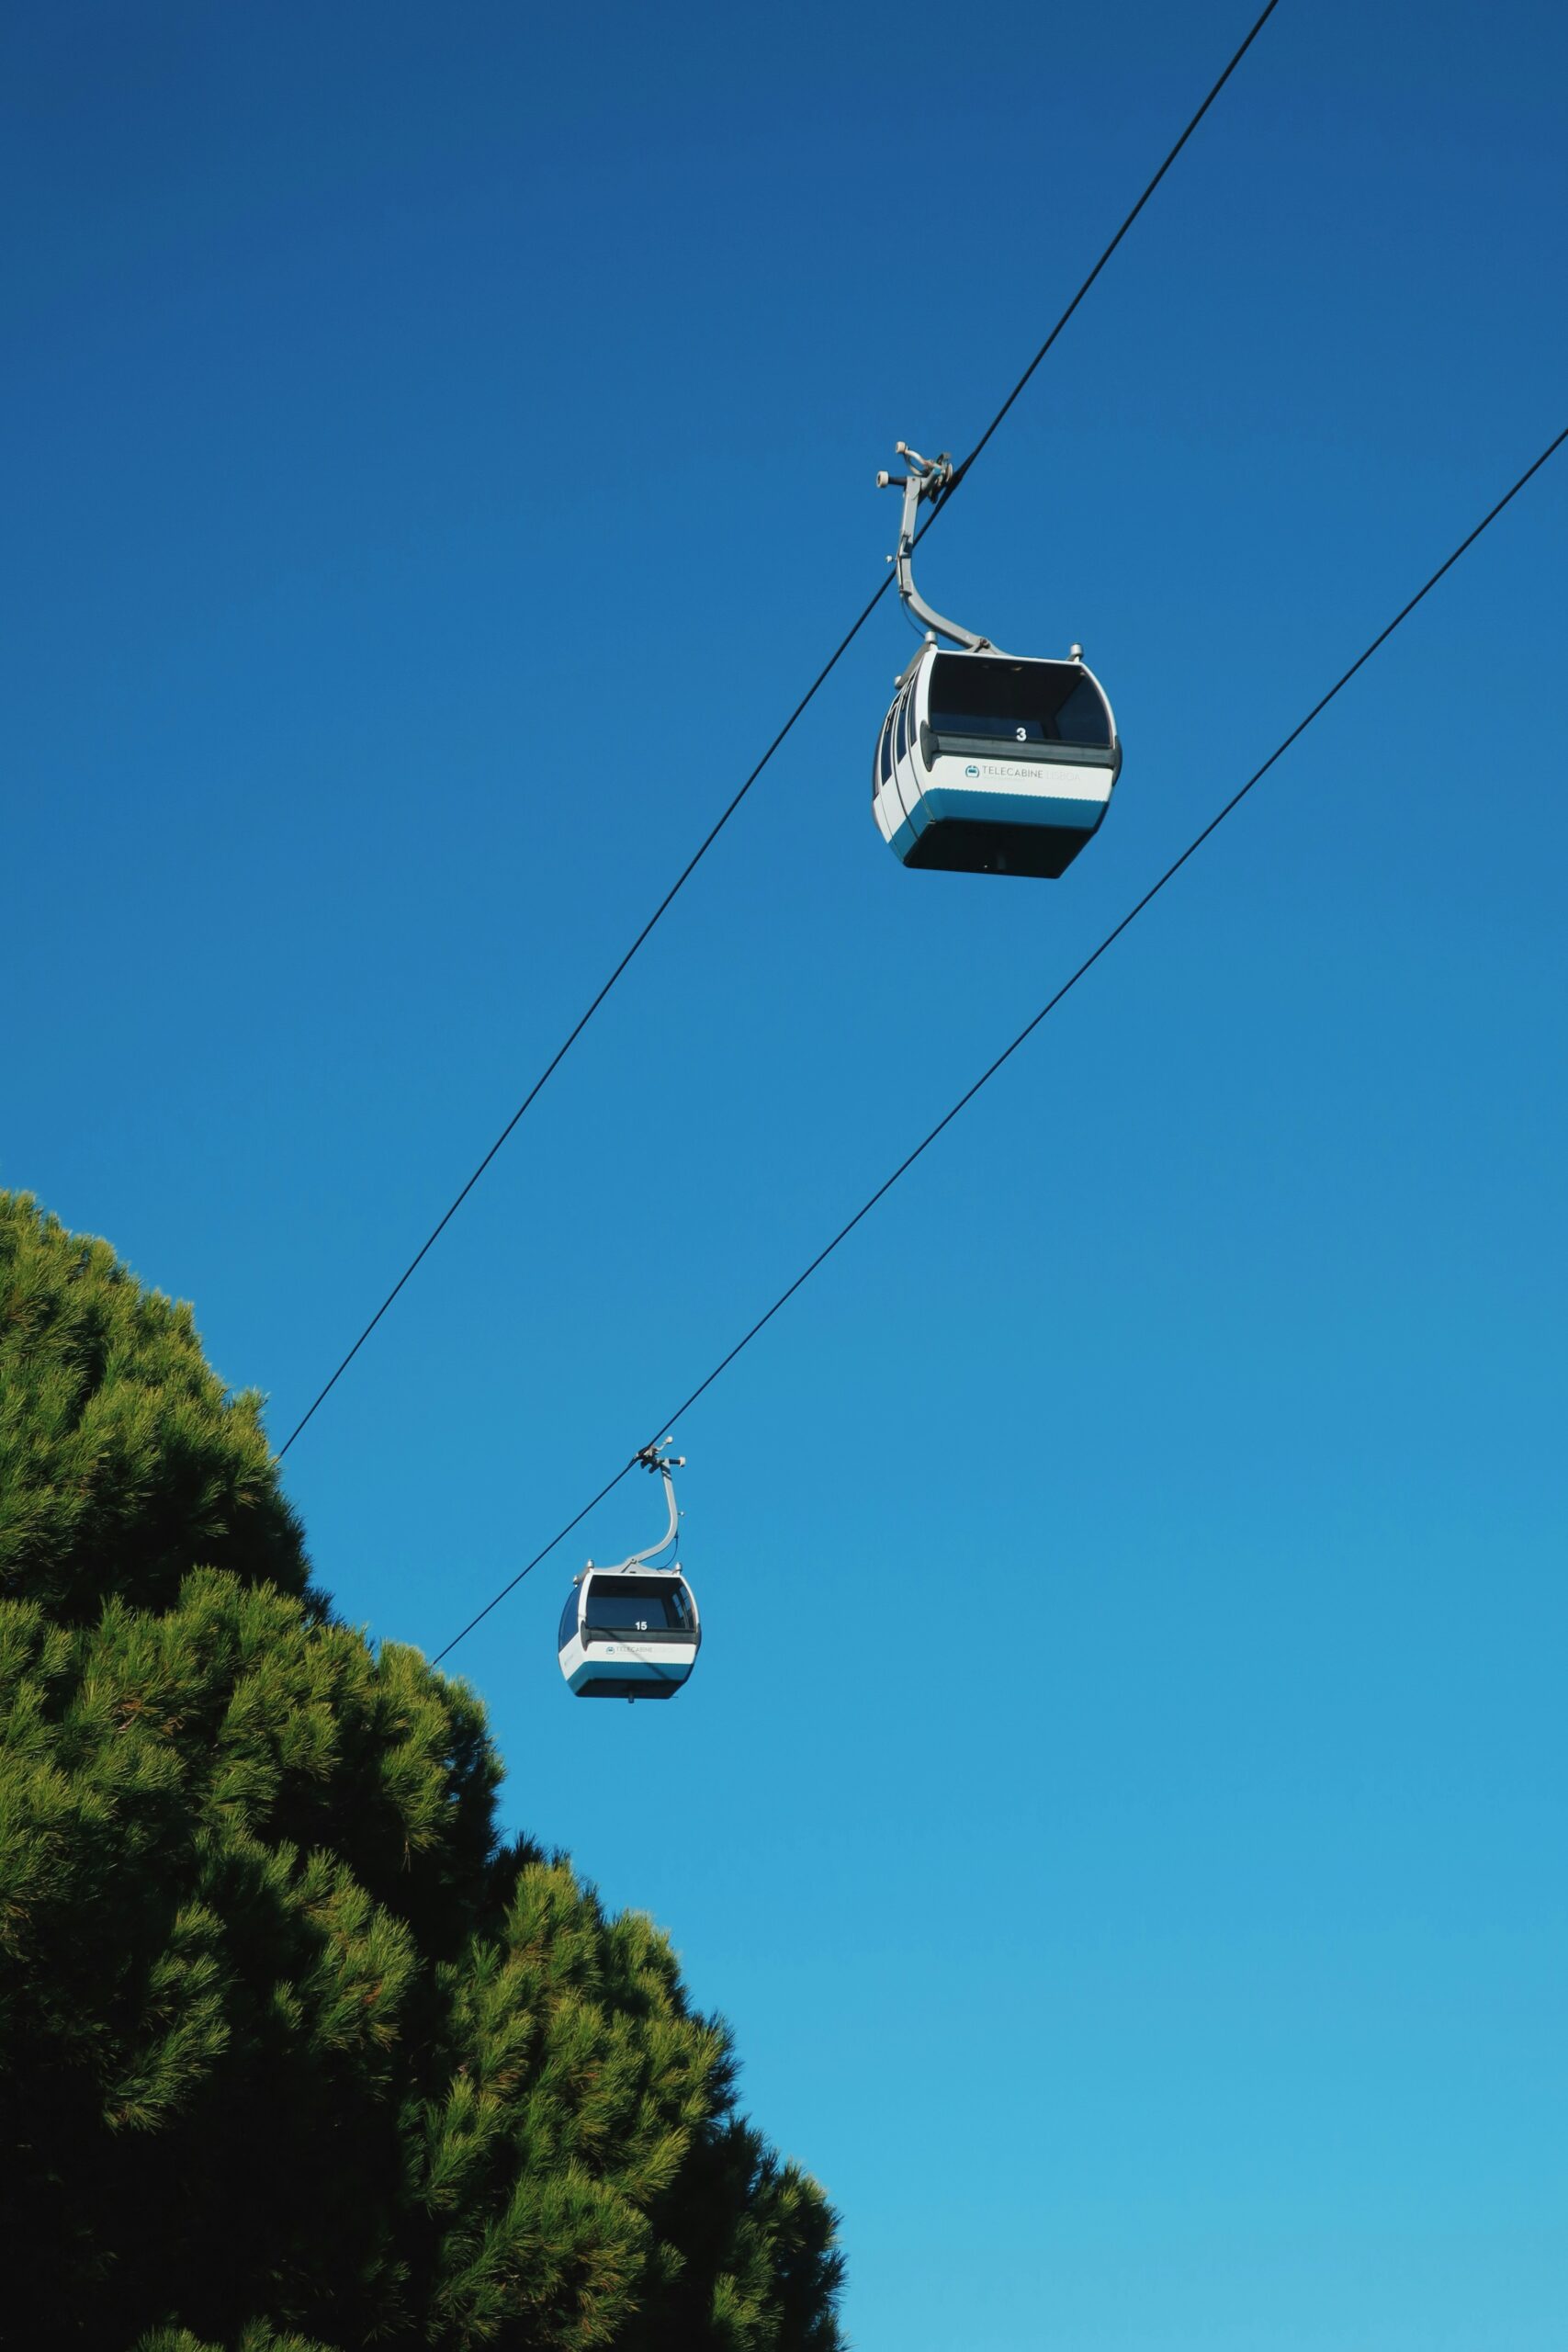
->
[871,443,1122,877]
[557,1442,701,1702]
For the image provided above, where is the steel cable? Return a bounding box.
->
[277,0,1287,1457]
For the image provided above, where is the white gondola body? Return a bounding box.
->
[872,644,1121,879]
[558,1565,701,1702]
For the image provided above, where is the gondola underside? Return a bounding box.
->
[894,782,1111,876]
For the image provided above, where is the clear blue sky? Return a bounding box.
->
[4,4,1565,2345]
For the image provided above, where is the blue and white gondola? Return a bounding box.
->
[557,1443,701,1702]
[871,440,1122,879]
[872,642,1120,878]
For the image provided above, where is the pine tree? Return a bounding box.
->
[0,1193,843,2350]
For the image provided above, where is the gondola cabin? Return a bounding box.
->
[557,1566,701,1701]
[872,644,1121,878]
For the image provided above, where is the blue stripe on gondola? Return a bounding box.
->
[920,786,1108,831]
[888,787,1107,865]
[565,1651,692,1693]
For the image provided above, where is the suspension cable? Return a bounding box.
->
[276,0,1287,1458]
[430,422,1567,1666]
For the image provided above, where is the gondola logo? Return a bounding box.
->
[964,763,981,777]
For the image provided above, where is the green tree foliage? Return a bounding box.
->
[0,1194,843,2350]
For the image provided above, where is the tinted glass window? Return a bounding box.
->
[558,1589,580,1647]
[582,1576,694,1632]
[928,654,1111,748]
[878,712,894,784]
[895,692,909,762]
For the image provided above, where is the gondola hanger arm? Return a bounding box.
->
[611,1441,685,1568]
[582,1440,686,1575]
[878,441,1002,655]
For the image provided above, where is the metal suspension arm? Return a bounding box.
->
[621,1441,683,1569]
[582,1442,687,1576]
[876,442,999,654]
